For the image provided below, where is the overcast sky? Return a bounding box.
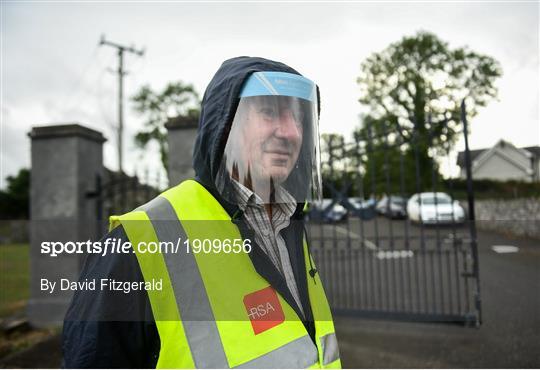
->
[1,1,539,188]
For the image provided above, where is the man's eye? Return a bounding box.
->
[259,108,278,119]
[292,111,305,123]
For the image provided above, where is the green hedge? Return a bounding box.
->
[322,173,539,201]
[442,179,540,200]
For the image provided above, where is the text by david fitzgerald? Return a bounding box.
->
[40,278,163,294]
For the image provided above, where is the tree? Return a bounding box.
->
[357,31,502,157]
[0,168,30,219]
[320,133,362,198]
[320,133,344,195]
[320,133,346,177]
[353,116,435,196]
[131,81,200,173]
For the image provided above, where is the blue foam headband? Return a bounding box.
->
[239,71,316,103]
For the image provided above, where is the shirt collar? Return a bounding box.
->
[231,179,297,217]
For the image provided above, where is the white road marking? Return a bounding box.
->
[333,226,360,239]
[362,239,378,251]
[334,226,378,250]
[376,250,414,259]
[363,239,378,251]
[491,245,519,254]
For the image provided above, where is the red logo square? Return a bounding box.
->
[243,286,285,335]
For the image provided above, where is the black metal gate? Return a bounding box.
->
[86,169,163,236]
[308,101,481,326]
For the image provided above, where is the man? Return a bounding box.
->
[63,56,340,368]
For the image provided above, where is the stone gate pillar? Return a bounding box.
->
[27,124,105,327]
[166,116,198,187]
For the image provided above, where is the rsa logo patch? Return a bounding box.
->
[243,286,285,335]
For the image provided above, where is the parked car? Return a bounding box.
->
[347,197,377,220]
[407,192,465,224]
[307,199,348,222]
[376,195,407,219]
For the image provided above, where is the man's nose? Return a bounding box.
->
[274,110,301,140]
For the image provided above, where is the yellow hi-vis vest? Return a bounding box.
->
[110,180,341,369]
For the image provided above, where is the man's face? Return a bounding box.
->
[238,96,304,184]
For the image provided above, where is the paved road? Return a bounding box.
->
[313,217,540,368]
[308,217,478,321]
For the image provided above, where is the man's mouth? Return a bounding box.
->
[265,149,291,155]
[264,150,291,167]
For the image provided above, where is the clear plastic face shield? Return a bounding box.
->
[216,72,322,206]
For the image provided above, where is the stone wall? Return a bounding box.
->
[28,123,105,327]
[166,116,198,187]
[0,220,29,244]
[472,198,540,239]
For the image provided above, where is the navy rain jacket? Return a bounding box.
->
[62,56,318,368]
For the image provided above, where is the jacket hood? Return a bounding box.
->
[192,57,308,205]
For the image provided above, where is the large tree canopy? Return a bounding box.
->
[131,81,200,174]
[357,31,502,153]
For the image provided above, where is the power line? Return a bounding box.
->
[63,48,115,122]
[59,44,100,115]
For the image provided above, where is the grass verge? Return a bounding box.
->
[0,244,29,318]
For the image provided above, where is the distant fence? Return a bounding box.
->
[86,169,165,236]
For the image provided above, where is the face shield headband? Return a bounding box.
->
[216,71,322,207]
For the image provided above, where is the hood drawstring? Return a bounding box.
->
[231,208,244,225]
[303,223,317,285]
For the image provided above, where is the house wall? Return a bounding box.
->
[499,145,530,169]
[459,142,538,182]
[473,151,531,181]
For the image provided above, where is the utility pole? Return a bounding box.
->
[99,35,144,174]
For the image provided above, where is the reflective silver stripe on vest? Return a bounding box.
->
[321,332,340,365]
[234,334,318,369]
[143,196,229,369]
[141,196,321,369]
